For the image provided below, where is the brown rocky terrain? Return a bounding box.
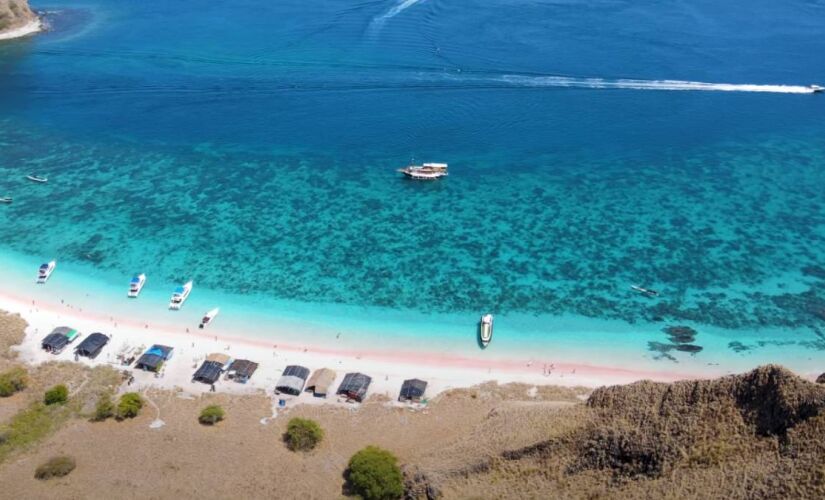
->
[0,0,35,34]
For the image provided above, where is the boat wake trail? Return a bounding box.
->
[494,75,817,94]
[369,0,427,32]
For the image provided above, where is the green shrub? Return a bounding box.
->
[198,405,225,425]
[284,417,324,451]
[0,367,28,397]
[44,385,69,405]
[116,392,143,420]
[346,446,404,500]
[34,456,76,480]
[93,394,115,421]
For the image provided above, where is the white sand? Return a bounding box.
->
[0,18,42,41]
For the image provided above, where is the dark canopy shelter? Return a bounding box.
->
[275,365,310,396]
[192,360,223,385]
[227,359,258,384]
[134,344,174,372]
[41,332,69,354]
[398,378,428,402]
[336,372,372,402]
[74,332,109,359]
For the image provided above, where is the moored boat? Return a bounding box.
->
[811,85,824,93]
[631,284,659,297]
[128,273,147,298]
[26,174,48,183]
[0,197,11,204]
[199,307,220,329]
[398,162,448,180]
[37,260,56,284]
[479,313,493,348]
[169,280,193,310]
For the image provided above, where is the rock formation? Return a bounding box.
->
[0,0,36,34]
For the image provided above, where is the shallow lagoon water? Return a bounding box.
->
[1,0,825,373]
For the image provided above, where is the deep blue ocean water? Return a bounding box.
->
[2,0,825,367]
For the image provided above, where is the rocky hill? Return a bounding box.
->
[0,0,35,33]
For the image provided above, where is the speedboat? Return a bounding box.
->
[811,85,824,93]
[169,280,193,310]
[26,174,48,183]
[37,260,56,284]
[127,273,146,298]
[479,313,493,348]
[0,197,11,204]
[631,284,659,297]
[398,162,448,180]
[199,307,220,329]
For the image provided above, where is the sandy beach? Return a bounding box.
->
[0,18,41,41]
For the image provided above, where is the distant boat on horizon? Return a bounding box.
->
[26,174,48,183]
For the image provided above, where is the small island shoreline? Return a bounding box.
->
[0,17,41,41]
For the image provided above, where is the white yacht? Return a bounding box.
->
[398,162,448,180]
[199,307,220,329]
[169,280,193,310]
[479,313,493,348]
[127,273,147,298]
[37,260,56,284]
[26,174,48,183]
[811,85,824,93]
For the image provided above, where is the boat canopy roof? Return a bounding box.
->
[173,286,185,294]
[40,263,50,269]
[130,276,142,283]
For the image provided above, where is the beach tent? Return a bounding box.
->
[305,368,336,398]
[336,372,372,402]
[398,378,428,402]
[226,359,258,384]
[275,365,310,396]
[74,332,110,359]
[192,360,224,385]
[134,344,174,372]
[41,332,69,354]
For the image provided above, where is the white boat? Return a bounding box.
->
[811,85,824,93]
[398,162,448,180]
[127,273,146,298]
[37,260,56,284]
[199,307,220,329]
[479,314,493,348]
[168,280,193,310]
[631,284,659,297]
[0,197,11,204]
[26,174,48,183]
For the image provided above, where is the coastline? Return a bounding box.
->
[0,17,41,41]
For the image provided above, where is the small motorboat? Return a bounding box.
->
[127,273,146,298]
[811,85,824,94]
[398,162,448,180]
[199,307,220,329]
[169,280,193,310]
[26,174,48,183]
[37,260,56,284]
[479,313,493,348]
[631,285,659,298]
[0,197,12,204]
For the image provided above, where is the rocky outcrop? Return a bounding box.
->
[0,0,36,34]
[817,372,825,384]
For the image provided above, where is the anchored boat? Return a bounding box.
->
[0,197,11,204]
[199,307,220,329]
[37,260,56,284]
[169,280,193,310]
[26,174,48,183]
[128,273,146,298]
[811,85,824,93]
[398,162,448,180]
[479,313,493,348]
[631,284,659,297]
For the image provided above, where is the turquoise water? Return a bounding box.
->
[1,0,825,372]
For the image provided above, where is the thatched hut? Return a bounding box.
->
[305,368,336,398]
[227,359,258,384]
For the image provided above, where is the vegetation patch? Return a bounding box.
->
[346,446,404,500]
[34,456,76,480]
[93,393,115,421]
[198,405,225,425]
[0,367,28,397]
[44,384,69,405]
[284,417,324,452]
[0,402,71,462]
[116,392,143,420]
